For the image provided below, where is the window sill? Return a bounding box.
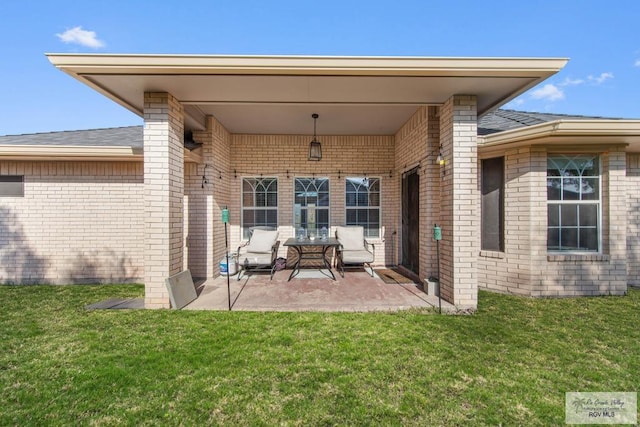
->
[479,250,505,259]
[547,254,609,262]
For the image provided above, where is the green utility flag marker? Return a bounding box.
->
[433,224,442,241]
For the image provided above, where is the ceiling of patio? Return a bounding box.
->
[47,54,568,135]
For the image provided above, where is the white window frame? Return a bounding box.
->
[293,177,330,233]
[344,176,381,240]
[241,177,278,239]
[546,154,602,254]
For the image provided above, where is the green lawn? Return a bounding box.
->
[0,285,638,426]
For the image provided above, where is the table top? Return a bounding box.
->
[283,237,341,247]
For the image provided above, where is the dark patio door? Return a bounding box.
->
[402,168,420,273]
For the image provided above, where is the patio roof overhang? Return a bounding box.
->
[478,119,640,152]
[46,54,568,136]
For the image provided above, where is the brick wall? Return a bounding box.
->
[185,115,232,278]
[478,145,629,297]
[393,106,441,278]
[143,92,184,308]
[0,161,143,284]
[626,153,640,285]
[439,96,479,308]
[478,147,534,295]
[184,162,207,277]
[226,133,396,266]
[535,147,626,296]
[193,115,232,277]
[5,106,632,306]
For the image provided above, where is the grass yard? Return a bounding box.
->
[1,285,638,426]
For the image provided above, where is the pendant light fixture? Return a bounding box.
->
[308,113,322,161]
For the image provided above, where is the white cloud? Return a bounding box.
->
[587,72,613,84]
[526,71,612,107]
[559,77,585,86]
[56,26,105,48]
[530,84,565,101]
[634,59,640,67]
[557,72,613,87]
[504,98,525,109]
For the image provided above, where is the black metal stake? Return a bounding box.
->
[433,223,442,315]
[225,222,230,311]
[222,207,231,311]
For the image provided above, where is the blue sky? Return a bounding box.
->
[1,0,639,135]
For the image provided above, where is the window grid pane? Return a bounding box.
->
[294,178,330,231]
[242,178,278,239]
[345,177,381,238]
[546,155,600,252]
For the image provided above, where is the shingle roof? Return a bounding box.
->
[0,126,143,148]
[0,110,631,147]
[478,109,628,136]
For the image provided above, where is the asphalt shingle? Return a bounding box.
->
[478,109,628,135]
[0,110,632,146]
[0,126,143,148]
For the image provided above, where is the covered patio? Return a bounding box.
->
[47,54,568,310]
[186,270,452,312]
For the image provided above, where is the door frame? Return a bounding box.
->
[401,167,420,274]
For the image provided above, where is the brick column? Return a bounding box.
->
[143,92,184,308]
[439,95,479,309]
[607,148,628,291]
[626,153,640,285]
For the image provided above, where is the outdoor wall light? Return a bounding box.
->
[308,113,322,161]
[434,144,446,177]
[436,144,445,165]
[201,164,211,188]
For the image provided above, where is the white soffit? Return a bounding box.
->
[46,54,568,135]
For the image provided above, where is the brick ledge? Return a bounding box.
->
[547,254,610,262]
[479,250,505,259]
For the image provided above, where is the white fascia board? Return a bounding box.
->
[46,54,569,77]
[480,120,640,149]
[0,144,207,163]
[0,145,142,161]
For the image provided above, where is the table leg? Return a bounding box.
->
[288,245,302,281]
[322,245,336,280]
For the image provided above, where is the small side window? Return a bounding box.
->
[0,176,24,197]
[481,157,504,251]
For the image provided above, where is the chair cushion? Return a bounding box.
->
[240,253,273,265]
[336,226,365,251]
[246,229,278,253]
[341,249,374,263]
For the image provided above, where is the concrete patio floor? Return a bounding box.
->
[185,268,454,312]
